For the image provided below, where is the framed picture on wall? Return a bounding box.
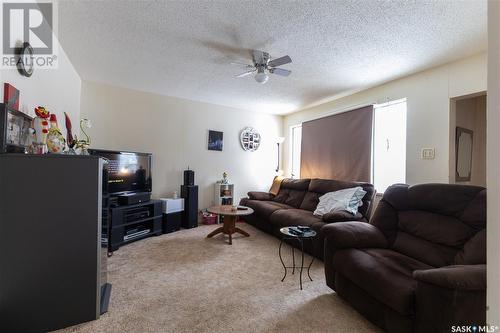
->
[208,130,223,151]
[456,126,473,182]
[240,127,261,152]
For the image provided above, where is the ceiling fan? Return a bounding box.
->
[232,50,292,84]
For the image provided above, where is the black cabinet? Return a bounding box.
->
[109,200,162,251]
[162,211,182,233]
[0,154,108,332]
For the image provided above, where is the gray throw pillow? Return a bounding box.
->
[313,187,367,216]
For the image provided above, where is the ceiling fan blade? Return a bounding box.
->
[230,62,254,69]
[268,55,292,67]
[236,70,256,78]
[269,67,291,77]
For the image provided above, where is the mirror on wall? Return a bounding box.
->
[456,127,473,182]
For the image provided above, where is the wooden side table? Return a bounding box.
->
[206,205,254,244]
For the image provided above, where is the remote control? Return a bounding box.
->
[288,228,303,235]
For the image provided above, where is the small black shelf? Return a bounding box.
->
[112,216,157,229]
[109,199,162,252]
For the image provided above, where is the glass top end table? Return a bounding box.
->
[278,227,317,290]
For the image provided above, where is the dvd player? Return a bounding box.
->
[124,229,151,241]
[117,192,151,206]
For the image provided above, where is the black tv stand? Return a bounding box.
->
[108,199,162,252]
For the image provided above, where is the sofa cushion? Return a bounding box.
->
[273,179,310,207]
[322,211,364,222]
[391,231,458,267]
[371,184,486,267]
[270,208,323,229]
[244,200,293,219]
[286,189,308,208]
[460,189,487,229]
[247,191,274,201]
[300,191,322,211]
[280,178,311,191]
[454,229,486,265]
[333,248,433,315]
[398,211,476,247]
[382,184,486,225]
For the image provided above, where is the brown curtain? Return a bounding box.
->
[300,105,374,182]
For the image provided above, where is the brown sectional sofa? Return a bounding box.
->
[323,183,486,332]
[239,178,375,259]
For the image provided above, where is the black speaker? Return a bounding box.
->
[181,185,198,228]
[183,169,194,186]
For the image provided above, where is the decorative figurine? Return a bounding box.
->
[222,172,228,184]
[32,106,50,154]
[46,114,66,154]
[75,118,92,155]
[26,128,36,154]
[64,112,77,154]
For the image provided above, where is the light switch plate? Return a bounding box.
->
[421,148,435,160]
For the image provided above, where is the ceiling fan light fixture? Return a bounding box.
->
[254,69,269,84]
[233,50,291,84]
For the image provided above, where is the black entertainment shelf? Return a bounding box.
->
[113,216,157,228]
[108,199,162,252]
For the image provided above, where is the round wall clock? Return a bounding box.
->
[17,42,34,77]
[240,127,261,152]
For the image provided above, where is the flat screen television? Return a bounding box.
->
[89,149,152,195]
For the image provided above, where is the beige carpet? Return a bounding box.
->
[58,223,380,333]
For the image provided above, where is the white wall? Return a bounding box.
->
[0,46,81,140]
[283,53,487,186]
[487,0,500,324]
[80,81,283,209]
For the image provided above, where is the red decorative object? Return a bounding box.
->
[49,113,58,126]
[3,83,20,110]
[34,106,50,118]
[64,112,75,148]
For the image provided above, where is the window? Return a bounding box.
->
[373,99,407,193]
[290,125,302,178]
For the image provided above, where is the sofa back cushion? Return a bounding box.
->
[371,184,486,267]
[273,178,310,208]
[454,229,486,265]
[299,178,375,219]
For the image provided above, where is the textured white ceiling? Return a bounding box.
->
[58,0,487,115]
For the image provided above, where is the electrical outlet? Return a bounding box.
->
[421,148,435,160]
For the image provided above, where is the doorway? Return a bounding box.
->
[449,92,487,186]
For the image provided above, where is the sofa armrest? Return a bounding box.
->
[323,222,388,291]
[413,265,486,291]
[323,222,388,249]
[247,191,274,201]
[322,211,364,223]
[414,265,486,331]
